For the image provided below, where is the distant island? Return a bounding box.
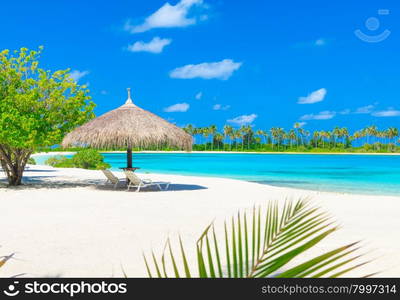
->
[43,124,400,154]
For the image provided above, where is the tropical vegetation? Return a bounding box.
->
[182,123,400,153]
[0,47,95,185]
[144,199,370,278]
[45,149,110,170]
[42,124,400,154]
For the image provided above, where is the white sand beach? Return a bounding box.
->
[0,164,399,278]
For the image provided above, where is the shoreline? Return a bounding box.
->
[32,152,400,197]
[33,150,400,156]
[31,152,400,197]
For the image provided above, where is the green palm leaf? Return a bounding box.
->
[145,199,370,278]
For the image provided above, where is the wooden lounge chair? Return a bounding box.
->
[101,169,127,189]
[124,170,170,192]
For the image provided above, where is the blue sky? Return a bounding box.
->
[1,0,400,132]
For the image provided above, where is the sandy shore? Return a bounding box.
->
[138,151,400,156]
[0,164,399,277]
[33,150,400,156]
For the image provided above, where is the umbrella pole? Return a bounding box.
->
[127,147,133,169]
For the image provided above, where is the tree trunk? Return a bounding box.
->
[0,145,31,186]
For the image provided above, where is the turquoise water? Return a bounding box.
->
[34,153,400,196]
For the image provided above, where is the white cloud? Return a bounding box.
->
[314,39,326,46]
[339,109,351,115]
[354,104,375,114]
[338,104,377,115]
[294,38,328,48]
[125,0,205,33]
[164,102,190,112]
[372,109,400,117]
[300,110,336,120]
[294,122,307,128]
[213,104,230,110]
[170,59,242,80]
[227,114,257,126]
[127,37,172,54]
[69,70,89,82]
[298,88,327,104]
[195,92,203,100]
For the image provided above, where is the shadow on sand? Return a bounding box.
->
[0,176,207,192]
[23,169,58,173]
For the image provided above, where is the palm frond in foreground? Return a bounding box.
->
[144,199,370,278]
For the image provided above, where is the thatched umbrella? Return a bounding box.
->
[62,88,192,169]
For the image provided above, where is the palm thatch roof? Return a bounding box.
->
[62,89,192,151]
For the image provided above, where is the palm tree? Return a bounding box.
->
[387,127,399,151]
[288,129,296,148]
[277,128,286,150]
[144,199,369,278]
[242,125,254,150]
[255,130,265,148]
[223,125,234,150]
[366,125,378,145]
[352,130,362,148]
[201,127,210,151]
[341,127,349,148]
[184,123,399,153]
[303,129,310,147]
[233,129,242,151]
[332,127,341,148]
[193,127,202,146]
[183,124,195,146]
[293,122,302,149]
[213,133,224,150]
[239,126,248,150]
[208,125,217,151]
[312,131,320,148]
[261,130,269,146]
[270,127,277,150]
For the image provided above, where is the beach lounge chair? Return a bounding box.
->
[124,170,170,192]
[102,170,127,189]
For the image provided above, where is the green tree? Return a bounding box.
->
[213,133,224,150]
[223,125,234,150]
[234,129,242,151]
[241,125,254,150]
[387,127,399,151]
[182,124,195,150]
[201,127,210,150]
[0,48,95,185]
[208,125,217,151]
[256,129,267,148]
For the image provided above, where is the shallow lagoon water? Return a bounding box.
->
[35,153,400,196]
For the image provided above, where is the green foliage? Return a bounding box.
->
[0,47,95,185]
[71,149,110,170]
[45,150,110,170]
[45,155,72,167]
[145,199,370,278]
[0,47,95,150]
[362,144,374,152]
[27,157,36,165]
[184,124,400,153]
